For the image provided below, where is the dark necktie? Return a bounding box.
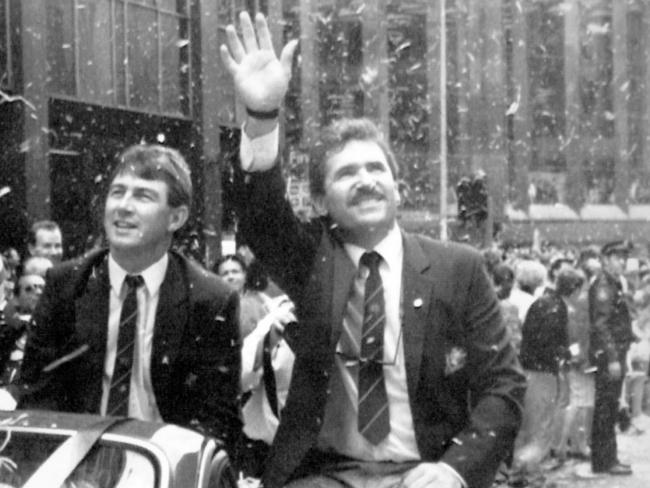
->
[357,251,390,444]
[107,274,143,416]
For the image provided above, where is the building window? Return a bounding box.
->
[216,0,267,29]
[47,0,192,117]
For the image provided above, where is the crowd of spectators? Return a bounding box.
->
[482,240,650,486]
[3,213,650,488]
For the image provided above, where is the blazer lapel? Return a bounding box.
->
[329,242,357,348]
[74,255,110,410]
[401,233,436,399]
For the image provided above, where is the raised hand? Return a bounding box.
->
[220,12,298,113]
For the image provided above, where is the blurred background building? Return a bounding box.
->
[1,0,650,263]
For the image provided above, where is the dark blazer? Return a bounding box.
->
[519,289,570,375]
[233,164,526,488]
[7,249,242,451]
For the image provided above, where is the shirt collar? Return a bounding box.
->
[344,223,403,271]
[108,253,168,297]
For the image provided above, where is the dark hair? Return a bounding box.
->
[213,253,248,275]
[308,118,399,197]
[555,267,584,297]
[549,257,573,282]
[493,263,515,300]
[245,258,270,292]
[111,144,192,208]
[28,220,61,246]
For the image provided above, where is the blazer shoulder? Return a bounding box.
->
[409,232,484,265]
[170,252,235,303]
[45,248,109,298]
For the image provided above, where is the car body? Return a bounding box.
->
[0,410,237,488]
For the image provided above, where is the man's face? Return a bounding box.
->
[104,172,188,258]
[30,228,63,263]
[314,140,399,239]
[16,274,45,313]
[603,253,627,277]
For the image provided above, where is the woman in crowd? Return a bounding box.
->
[215,253,296,478]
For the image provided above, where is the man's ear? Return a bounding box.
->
[27,243,35,256]
[167,205,189,233]
[311,195,328,217]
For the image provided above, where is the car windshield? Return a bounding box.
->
[0,431,157,488]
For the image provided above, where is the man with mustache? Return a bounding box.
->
[0,144,241,454]
[222,12,525,488]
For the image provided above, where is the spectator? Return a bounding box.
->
[588,240,637,475]
[21,256,54,278]
[239,292,296,478]
[625,274,650,433]
[493,262,523,353]
[510,259,547,323]
[544,256,575,294]
[216,253,270,339]
[0,144,242,456]
[553,266,595,462]
[0,272,45,385]
[27,220,63,264]
[215,252,296,477]
[222,12,525,488]
[512,267,583,486]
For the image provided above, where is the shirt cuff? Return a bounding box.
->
[438,462,467,488]
[0,388,18,411]
[240,124,280,172]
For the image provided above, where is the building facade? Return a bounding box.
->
[2,0,650,262]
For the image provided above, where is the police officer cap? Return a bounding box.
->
[601,240,633,256]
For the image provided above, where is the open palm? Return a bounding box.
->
[220,12,298,111]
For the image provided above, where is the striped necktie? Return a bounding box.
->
[357,251,390,444]
[107,274,143,416]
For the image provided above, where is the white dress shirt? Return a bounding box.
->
[101,253,168,420]
[241,307,295,444]
[317,224,421,461]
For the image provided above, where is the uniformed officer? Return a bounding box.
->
[589,240,637,475]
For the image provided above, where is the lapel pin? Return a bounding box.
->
[413,298,423,308]
[162,355,170,365]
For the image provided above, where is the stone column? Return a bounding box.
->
[564,0,584,209]
[299,0,319,147]
[509,0,532,210]
[361,0,389,136]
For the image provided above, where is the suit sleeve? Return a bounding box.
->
[231,160,319,301]
[440,253,526,488]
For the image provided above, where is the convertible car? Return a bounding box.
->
[0,410,238,488]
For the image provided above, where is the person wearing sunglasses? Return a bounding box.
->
[0,272,45,385]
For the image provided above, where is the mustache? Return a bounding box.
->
[349,186,385,205]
